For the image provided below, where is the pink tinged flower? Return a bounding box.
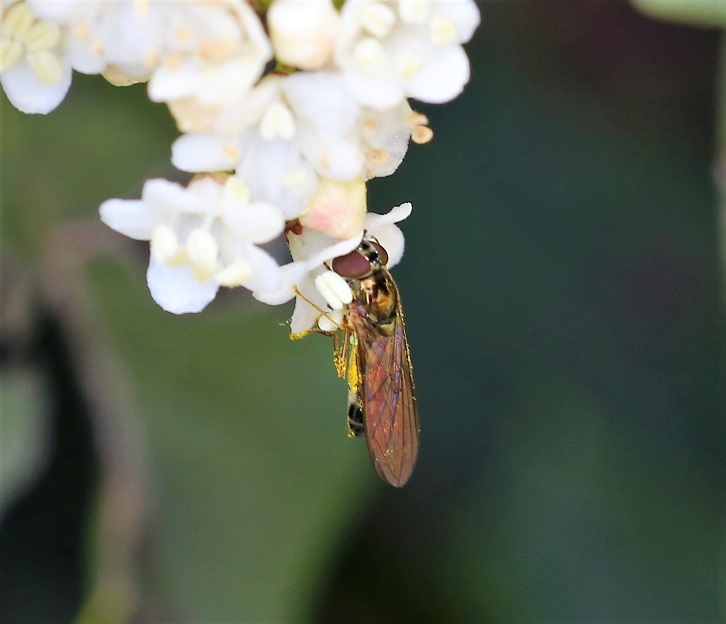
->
[299,177,367,240]
[99,176,285,314]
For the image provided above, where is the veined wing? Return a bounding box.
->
[349,299,419,487]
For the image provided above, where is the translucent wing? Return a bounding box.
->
[348,296,419,487]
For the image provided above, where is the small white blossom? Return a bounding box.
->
[6,0,475,329]
[100,176,285,314]
[0,0,71,113]
[335,0,480,109]
[148,0,271,107]
[24,0,273,104]
[268,0,339,71]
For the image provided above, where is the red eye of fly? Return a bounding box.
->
[332,249,371,279]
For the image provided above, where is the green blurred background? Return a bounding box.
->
[1,1,723,622]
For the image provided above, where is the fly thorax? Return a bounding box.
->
[354,271,397,326]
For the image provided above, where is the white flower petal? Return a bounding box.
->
[146,255,218,314]
[289,275,327,334]
[364,201,412,230]
[268,0,339,70]
[243,245,282,293]
[290,297,320,335]
[360,101,412,179]
[99,199,156,240]
[143,178,208,216]
[238,138,318,220]
[26,0,82,23]
[283,71,358,137]
[150,55,266,105]
[222,201,285,245]
[299,130,363,180]
[434,0,480,44]
[67,37,106,75]
[147,64,199,103]
[0,58,71,114]
[253,261,308,305]
[405,44,470,104]
[172,133,239,172]
[97,3,162,68]
[341,63,403,109]
[362,202,411,268]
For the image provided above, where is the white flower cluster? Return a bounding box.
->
[2,0,479,331]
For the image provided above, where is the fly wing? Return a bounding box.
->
[349,301,419,487]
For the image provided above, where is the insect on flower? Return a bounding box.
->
[325,236,420,487]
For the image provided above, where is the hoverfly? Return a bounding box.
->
[327,237,420,487]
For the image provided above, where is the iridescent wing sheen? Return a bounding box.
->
[348,299,419,487]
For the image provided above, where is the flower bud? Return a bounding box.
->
[300,177,366,240]
[268,0,339,70]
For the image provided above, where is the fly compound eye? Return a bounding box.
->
[332,249,372,279]
[370,241,389,266]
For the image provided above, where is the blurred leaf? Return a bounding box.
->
[0,367,51,519]
[82,256,374,622]
[631,0,726,27]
